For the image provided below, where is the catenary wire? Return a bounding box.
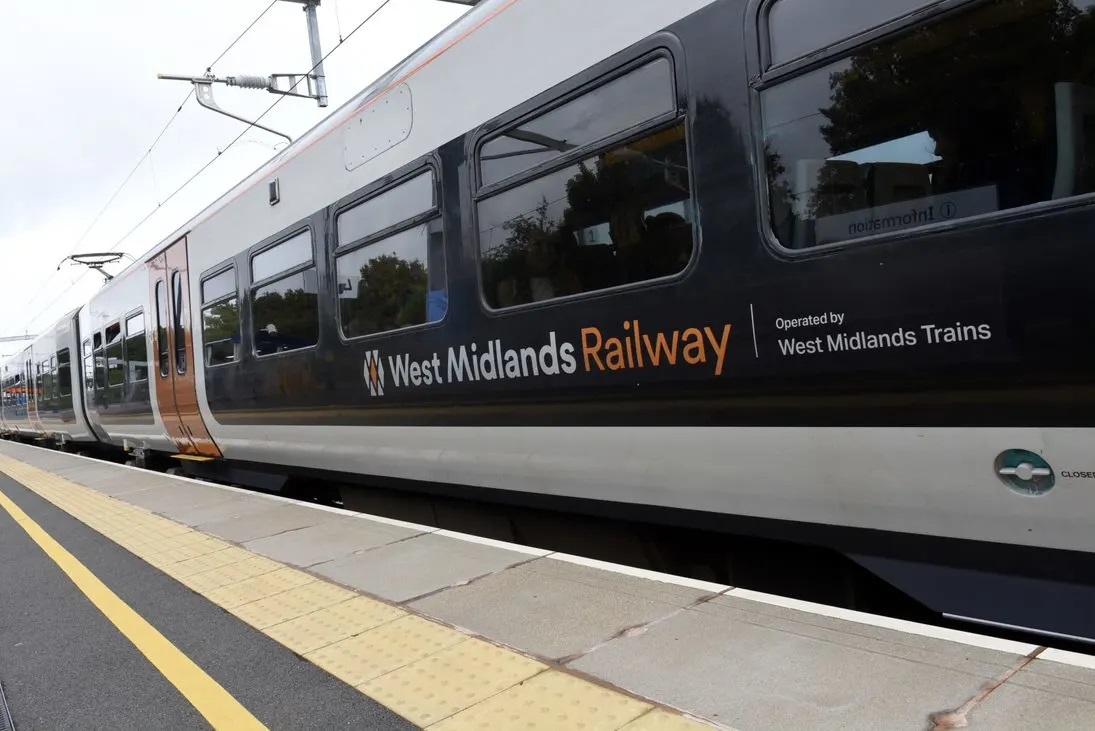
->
[20,0,281,318]
[23,0,398,331]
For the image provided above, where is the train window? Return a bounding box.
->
[171,271,186,375]
[104,321,124,390]
[252,230,312,283]
[49,356,57,402]
[155,281,169,377]
[478,122,693,309]
[202,267,236,303]
[335,220,446,338]
[761,0,1095,250]
[105,322,122,346]
[58,348,71,398]
[202,297,240,366]
[39,360,50,404]
[202,265,240,367]
[252,269,319,355]
[337,171,435,244]
[125,312,148,383]
[334,170,447,339]
[82,339,93,392]
[765,0,935,66]
[479,58,676,187]
[93,337,107,391]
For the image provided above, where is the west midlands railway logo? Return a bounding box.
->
[364,350,385,396]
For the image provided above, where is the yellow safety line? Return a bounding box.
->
[0,486,268,731]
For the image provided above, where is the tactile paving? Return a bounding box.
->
[306,615,467,687]
[195,554,281,583]
[0,450,718,731]
[231,581,358,629]
[359,636,548,727]
[164,546,254,580]
[205,568,315,609]
[264,596,406,655]
[430,668,653,730]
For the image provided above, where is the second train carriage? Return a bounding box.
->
[5,0,1095,643]
[0,309,95,445]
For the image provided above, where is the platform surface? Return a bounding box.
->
[1,439,1094,730]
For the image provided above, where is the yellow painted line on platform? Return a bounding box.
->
[0,451,721,731]
[0,484,268,731]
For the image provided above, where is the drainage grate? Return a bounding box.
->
[0,677,12,731]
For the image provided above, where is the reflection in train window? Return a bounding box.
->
[39,359,50,406]
[106,324,124,390]
[201,266,239,367]
[252,269,319,356]
[337,172,435,244]
[202,298,240,366]
[762,0,1095,250]
[171,271,186,375]
[58,348,71,398]
[336,224,446,339]
[765,0,935,67]
[82,339,93,392]
[202,267,236,303]
[125,312,148,383]
[93,335,107,391]
[479,58,676,187]
[105,322,122,347]
[478,122,693,308]
[155,281,169,377]
[252,230,312,283]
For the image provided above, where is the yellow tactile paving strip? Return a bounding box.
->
[0,455,718,730]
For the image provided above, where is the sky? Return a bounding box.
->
[0,0,469,359]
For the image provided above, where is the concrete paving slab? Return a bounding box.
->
[168,494,282,527]
[122,481,239,514]
[411,558,715,661]
[41,463,101,479]
[59,472,163,496]
[13,452,73,470]
[969,658,1095,730]
[244,516,424,568]
[312,532,530,603]
[194,504,327,543]
[570,595,1021,731]
[33,462,119,481]
[81,477,165,498]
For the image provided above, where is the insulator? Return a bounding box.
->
[229,75,269,90]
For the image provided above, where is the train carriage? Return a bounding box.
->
[5,0,1095,643]
[0,310,95,445]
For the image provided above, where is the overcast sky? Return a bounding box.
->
[0,0,467,358]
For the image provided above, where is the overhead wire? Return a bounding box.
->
[19,0,283,331]
[24,0,398,332]
[21,0,279,317]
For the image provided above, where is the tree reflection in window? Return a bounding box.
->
[202,298,240,366]
[478,122,693,308]
[762,0,1095,249]
[125,312,148,383]
[252,269,320,355]
[337,222,444,339]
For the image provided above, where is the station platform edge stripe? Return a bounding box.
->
[0,455,719,731]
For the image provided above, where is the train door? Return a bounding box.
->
[148,237,223,458]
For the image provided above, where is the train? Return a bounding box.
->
[4,0,1095,643]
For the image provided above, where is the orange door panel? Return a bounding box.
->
[148,237,223,458]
